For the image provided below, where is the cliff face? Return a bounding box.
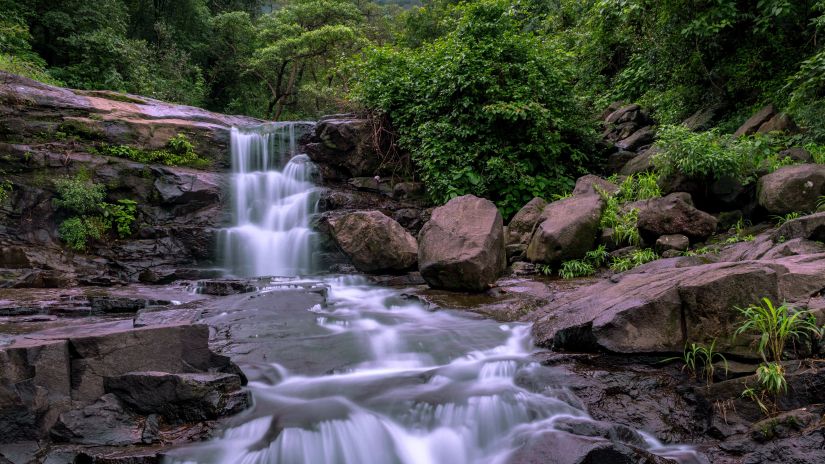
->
[0,72,265,287]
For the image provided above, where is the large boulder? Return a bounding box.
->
[418,195,505,291]
[506,430,675,464]
[773,212,825,242]
[304,118,381,178]
[507,197,548,246]
[572,175,618,197]
[526,194,605,264]
[637,193,717,242]
[327,211,418,273]
[734,104,776,137]
[527,254,825,355]
[757,164,825,215]
[104,372,249,423]
[50,394,153,446]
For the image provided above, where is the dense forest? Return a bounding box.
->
[2,0,825,216]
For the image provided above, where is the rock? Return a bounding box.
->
[506,430,674,464]
[552,417,649,448]
[616,126,656,151]
[734,104,777,137]
[328,211,418,273]
[637,194,717,242]
[655,234,690,253]
[607,151,638,174]
[605,104,647,126]
[757,113,797,134]
[152,169,222,211]
[65,323,226,402]
[779,147,813,163]
[104,372,249,423]
[527,194,604,264]
[0,339,71,442]
[305,119,382,177]
[507,198,548,246]
[392,182,425,201]
[772,212,825,242]
[50,394,154,446]
[418,195,506,291]
[620,149,656,175]
[196,280,257,296]
[682,105,723,131]
[527,254,825,355]
[757,164,825,215]
[572,175,618,197]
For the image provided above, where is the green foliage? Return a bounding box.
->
[665,340,728,385]
[559,259,595,280]
[100,199,137,238]
[97,133,208,167]
[352,0,594,218]
[734,297,822,364]
[53,176,106,215]
[0,170,12,204]
[771,212,802,226]
[52,174,137,250]
[654,125,798,184]
[584,245,609,268]
[57,216,104,251]
[609,256,633,273]
[609,248,659,273]
[598,174,660,249]
[536,263,553,276]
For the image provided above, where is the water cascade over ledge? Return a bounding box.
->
[218,123,318,277]
[170,123,703,464]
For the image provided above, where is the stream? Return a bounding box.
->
[166,123,701,464]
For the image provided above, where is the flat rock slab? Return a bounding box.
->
[526,254,825,355]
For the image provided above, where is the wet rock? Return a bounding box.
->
[757,164,825,215]
[50,394,154,446]
[418,195,506,292]
[306,119,382,177]
[0,339,71,442]
[527,254,825,355]
[637,194,717,242]
[772,212,825,242]
[152,169,222,211]
[526,194,604,264]
[616,126,656,151]
[66,323,223,402]
[734,104,777,137]
[196,280,257,296]
[105,372,249,423]
[507,197,548,246]
[620,149,656,175]
[655,235,689,253]
[572,175,618,197]
[507,430,675,464]
[552,417,649,448]
[328,211,418,273]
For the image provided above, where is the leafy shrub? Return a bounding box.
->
[52,175,138,250]
[100,199,137,238]
[97,133,208,168]
[665,340,728,385]
[53,176,106,214]
[654,125,799,184]
[609,248,659,273]
[735,297,821,364]
[351,0,595,218]
[598,174,660,249]
[57,216,104,251]
[559,259,595,279]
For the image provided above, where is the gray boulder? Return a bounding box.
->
[734,105,776,137]
[572,175,618,197]
[772,212,825,242]
[507,197,548,246]
[616,126,656,151]
[527,254,825,355]
[526,194,604,264]
[418,195,505,291]
[329,211,418,273]
[757,164,825,215]
[50,394,153,446]
[506,430,674,464]
[637,194,717,242]
[655,234,690,253]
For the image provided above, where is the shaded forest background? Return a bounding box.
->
[2,0,825,215]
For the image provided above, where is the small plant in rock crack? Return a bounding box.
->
[664,340,728,385]
[771,212,802,226]
[559,259,595,279]
[536,264,553,276]
[742,362,787,416]
[584,244,609,267]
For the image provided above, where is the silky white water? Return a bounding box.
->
[174,124,703,463]
[218,123,318,277]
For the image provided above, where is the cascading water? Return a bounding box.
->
[219,123,317,277]
[171,124,703,464]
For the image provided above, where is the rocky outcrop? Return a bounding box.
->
[507,197,547,247]
[0,71,262,167]
[636,193,717,242]
[526,193,604,264]
[527,253,825,355]
[418,195,505,291]
[328,210,418,273]
[734,104,777,137]
[757,164,825,215]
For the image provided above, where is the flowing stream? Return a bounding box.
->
[169,124,701,464]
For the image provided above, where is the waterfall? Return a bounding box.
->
[218,123,317,277]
